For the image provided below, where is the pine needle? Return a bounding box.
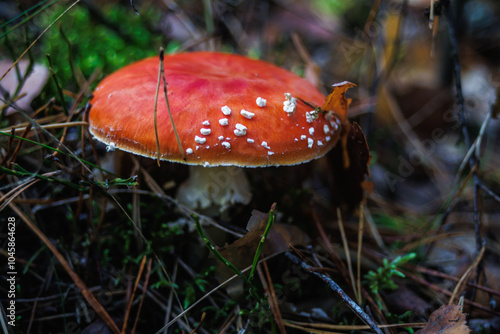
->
[0,0,81,82]
[337,207,359,303]
[154,48,185,166]
[153,49,162,166]
[160,48,186,161]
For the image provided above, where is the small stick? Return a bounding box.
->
[337,207,359,303]
[122,255,147,334]
[442,3,489,308]
[311,208,351,285]
[154,252,286,334]
[130,0,140,15]
[357,203,365,305]
[408,263,500,298]
[257,262,286,334]
[7,198,121,334]
[159,48,186,162]
[46,54,68,115]
[285,252,383,334]
[2,121,89,134]
[153,50,163,166]
[131,258,153,333]
[449,244,486,305]
[0,128,15,170]
[403,270,500,316]
[479,182,500,203]
[429,0,435,29]
[8,123,31,166]
[283,319,426,331]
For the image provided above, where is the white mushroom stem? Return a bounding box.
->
[176,166,252,211]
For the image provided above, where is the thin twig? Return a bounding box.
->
[0,113,65,133]
[454,106,493,185]
[478,182,500,203]
[449,245,486,305]
[130,0,140,15]
[0,0,81,82]
[0,176,38,211]
[154,251,286,334]
[163,260,178,334]
[312,208,351,285]
[403,270,500,316]
[407,263,500,298]
[284,252,383,334]
[357,203,365,305]
[337,207,359,302]
[122,256,147,334]
[258,262,286,334]
[153,49,163,166]
[7,123,31,167]
[46,54,68,115]
[429,0,435,28]
[132,258,153,334]
[160,48,186,161]
[442,3,489,310]
[283,319,425,331]
[6,198,121,334]
[51,69,99,159]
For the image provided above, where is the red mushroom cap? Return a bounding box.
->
[89,52,345,167]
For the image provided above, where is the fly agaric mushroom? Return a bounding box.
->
[89,52,349,211]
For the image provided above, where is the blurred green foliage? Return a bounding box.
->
[311,0,373,30]
[37,3,172,89]
[364,253,416,309]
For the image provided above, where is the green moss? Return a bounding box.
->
[37,3,169,89]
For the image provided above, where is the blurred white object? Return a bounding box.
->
[461,65,498,123]
[0,60,49,115]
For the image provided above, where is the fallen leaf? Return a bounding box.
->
[217,210,310,272]
[215,210,310,296]
[217,210,268,278]
[415,304,471,334]
[321,81,357,122]
[264,221,310,255]
[322,81,358,170]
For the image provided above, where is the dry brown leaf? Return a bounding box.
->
[415,305,471,334]
[215,210,268,296]
[217,211,266,277]
[216,210,310,295]
[321,81,357,122]
[322,81,358,170]
[217,210,310,271]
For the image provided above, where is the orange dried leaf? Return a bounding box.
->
[321,81,357,121]
[321,81,358,170]
[415,305,471,334]
[360,180,375,194]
